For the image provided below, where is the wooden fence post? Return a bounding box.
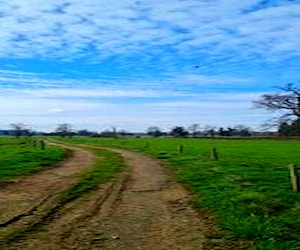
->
[289,164,300,192]
[40,140,45,150]
[211,147,218,161]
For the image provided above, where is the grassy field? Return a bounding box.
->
[0,137,67,181]
[54,136,300,250]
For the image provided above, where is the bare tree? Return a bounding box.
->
[253,83,300,135]
[233,125,252,136]
[170,126,188,137]
[203,125,216,137]
[55,123,73,137]
[253,83,300,123]
[10,123,28,138]
[147,126,163,137]
[188,123,200,137]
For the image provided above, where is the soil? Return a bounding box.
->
[0,144,96,225]
[0,143,249,250]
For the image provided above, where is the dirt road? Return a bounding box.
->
[0,143,247,250]
[0,145,96,226]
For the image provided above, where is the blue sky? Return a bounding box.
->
[0,0,299,132]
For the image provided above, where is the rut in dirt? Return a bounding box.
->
[0,144,96,228]
[1,143,247,250]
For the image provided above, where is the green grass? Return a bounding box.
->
[0,137,67,181]
[59,147,125,203]
[53,136,300,250]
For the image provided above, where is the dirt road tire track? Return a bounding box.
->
[1,142,248,250]
[0,144,97,240]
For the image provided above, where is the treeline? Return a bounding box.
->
[48,124,264,138]
[1,122,298,139]
[147,125,255,138]
[278,121,300,136]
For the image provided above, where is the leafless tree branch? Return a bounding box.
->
[253,83,300,122]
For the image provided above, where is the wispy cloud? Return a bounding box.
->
[0,0,298,61]
[0,73,268,131]
[0,1,298,131]
[5,87,175,99]
[0,69,258,93]
[0,95,268,132]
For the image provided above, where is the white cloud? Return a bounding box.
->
[47,108,66,114]
[174,74,255,85]
[5,88,168,98]
[0,0,298,60]
[0,1,297,131]
[0,78,269,132]
[0,69,259,98]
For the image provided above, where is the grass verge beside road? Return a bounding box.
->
[0,137,67,181]
[59,147,125,203]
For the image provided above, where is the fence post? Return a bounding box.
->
[40,140,45,150]
[289,164,300,192]
[211,147,218,160]
[179,145,184,154]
